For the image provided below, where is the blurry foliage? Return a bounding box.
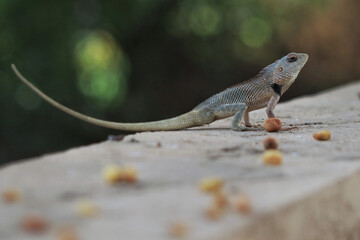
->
[0,0,358,163]
[74,30,129,107]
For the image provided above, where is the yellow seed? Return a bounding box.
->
[313,130,331,141]
[102,165,124,184]
[198,177,224,193]
[103,165,138,184]
[2,188,22,203]
[75,200,99,217]
[262,150,283,165]
[123,166,138,182]
[169,221,188,238]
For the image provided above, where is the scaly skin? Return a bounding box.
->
[11,52,308,131]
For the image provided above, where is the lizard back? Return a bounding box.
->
[194,63,275,112]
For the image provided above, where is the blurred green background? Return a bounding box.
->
[1,0,359,164]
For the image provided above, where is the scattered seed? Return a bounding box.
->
[198,177,223,194]
[263,137,279,150]
[234,194,252,215]
[21,213,49,234]
[313,130,331,141]
[264,118,282,132]
[204,203,224,220]
[263,150,283,165]
[169,221,188,238]
[122,166,138,182]
[56,226,78,240]
[2,188,22,203]
[103,165,124,184]
[213,191,228,208]
[75,200,99,217]
[102,164,138,184]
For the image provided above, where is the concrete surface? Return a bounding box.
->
[0,82,360,240]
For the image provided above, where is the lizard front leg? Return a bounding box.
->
[266,94,296,131]
[266,95,280,118]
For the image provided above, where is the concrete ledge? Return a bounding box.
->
[1,82,360,240]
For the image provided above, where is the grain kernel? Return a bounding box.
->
[204,203,224,220]
[102,165,124,184]
[103,165,138,184]
[2,188,21,203]
[264,118,282,132]
[122,166,138,182]
[198,177,223,194]
[75,200,99,217]
[56,226,78,240]
[263,150,283,165]
[21,213,49,234]
[213,191,228,208]
[263,137,279,150]
[234,194,252,214]
[313,130,331,141]
[169,221,188,238]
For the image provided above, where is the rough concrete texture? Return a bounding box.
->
[1,82,360,240]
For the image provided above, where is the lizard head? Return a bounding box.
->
[272,52,309,85]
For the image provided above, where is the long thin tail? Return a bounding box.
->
[11,64,205,131]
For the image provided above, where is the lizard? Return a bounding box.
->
[11,52,308,132]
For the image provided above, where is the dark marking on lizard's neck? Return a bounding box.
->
[271,83,282,96]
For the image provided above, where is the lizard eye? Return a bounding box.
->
[278,67,283,72]
[287,55,298,63]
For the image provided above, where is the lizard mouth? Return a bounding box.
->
[296,53,309,64]
[288,53,309,72]
[299,53,309,63]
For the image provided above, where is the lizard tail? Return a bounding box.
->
[11,64,205,131]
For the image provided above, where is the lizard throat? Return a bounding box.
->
[271,83,282,96]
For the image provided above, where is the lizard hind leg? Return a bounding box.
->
[212,103,262,131]
[244,111,252,127]
[231,105,263,131]
[244,111,262,128]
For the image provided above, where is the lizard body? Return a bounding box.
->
[11,52,308,131]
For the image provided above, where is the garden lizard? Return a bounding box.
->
[11,52,308,131]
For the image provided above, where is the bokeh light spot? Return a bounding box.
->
[74,30,129,107]
[240,17,271,48]
[188,3,221,37]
